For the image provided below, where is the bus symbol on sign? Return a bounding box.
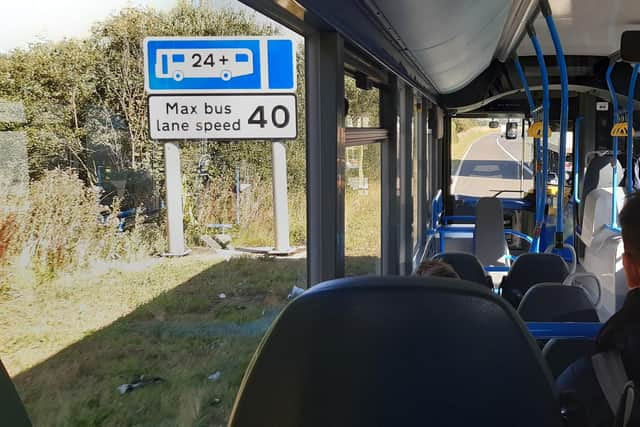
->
[144,37,296,94]
[155,48,254,82]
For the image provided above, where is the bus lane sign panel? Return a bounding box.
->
[143,37,296,94]
[148,94,297,140]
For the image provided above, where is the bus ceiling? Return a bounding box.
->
[242,0,640,111]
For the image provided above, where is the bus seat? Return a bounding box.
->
[580,154,621,221]
[432,252,493,289]
[517,283,599,322]
[500,253,569,308]
[582,227,626,320]
[578,187,625,247]
[542,339,595,379]
[474,197,509,267]
[229,276,562,427]
[0,358,31,426]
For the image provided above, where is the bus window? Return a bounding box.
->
[450,118,533,199]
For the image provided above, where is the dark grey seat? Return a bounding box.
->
[0,359,31,426]
[517,283,599,322]
[501,253,569,308]
[432,252,493,289]
[474,197,509,266]
[542,339,595,379]
[229,276,562,427]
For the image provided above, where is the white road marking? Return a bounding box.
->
[495,136,534,175]
[452,135,487,190]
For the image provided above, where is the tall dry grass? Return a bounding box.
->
[185,169,306,248]
[0,168,164,287]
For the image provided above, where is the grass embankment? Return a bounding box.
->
[3,253,303,426]
[3,250,376,426]
[451,127,500,161]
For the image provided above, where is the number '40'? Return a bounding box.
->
[248,105,290,128]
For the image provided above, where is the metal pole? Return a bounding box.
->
[236,165,241,225]
[521,118,525,194]
[626,64,639,194]
[380,75,399,275]
[164,141,187,256]
[398,82,414,275]
[543,2,569,247]
[272,140,291,253]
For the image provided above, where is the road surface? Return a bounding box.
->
[451,134,534,198]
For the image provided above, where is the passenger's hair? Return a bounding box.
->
[415,259,460,279]
[620,192,640,257]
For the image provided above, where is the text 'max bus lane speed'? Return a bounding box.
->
[148,94,297,140]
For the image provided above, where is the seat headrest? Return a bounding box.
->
[505,253,569,287]
[518,283,599,322]
[432,252,492,288]
[230,276,561,427]
[501,253,570,307]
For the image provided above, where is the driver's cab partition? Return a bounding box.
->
[428,192,535,276]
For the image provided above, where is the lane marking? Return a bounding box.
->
[451,134,493,190]
[495,136,534,175]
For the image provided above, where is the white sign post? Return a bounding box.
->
[143,36,297,256]
[164,142,188,256]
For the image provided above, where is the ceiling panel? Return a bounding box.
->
[517,0,640,57]
[375,0,511,93]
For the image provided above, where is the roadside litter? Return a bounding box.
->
[117,375,165,395]
[208,371,222,382]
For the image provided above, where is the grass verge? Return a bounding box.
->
[4,251,376,426]
[451,127,500,161]
[4,252,305,426]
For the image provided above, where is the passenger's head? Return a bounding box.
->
[620,193,640,290]
[415,259,460,279]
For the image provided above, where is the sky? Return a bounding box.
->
[0,0,301,53]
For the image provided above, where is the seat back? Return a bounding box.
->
[582,154,620,203]
[579,187,625,247]
[501,253,569,307]
[432,252,492,289]
[0,359,31,426]
[229,276,562,427]
[542,339,595,378]
[474,197,508,266]
[580,154,622,221]
[517,283,599,322]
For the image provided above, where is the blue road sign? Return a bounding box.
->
[143,37,296,94]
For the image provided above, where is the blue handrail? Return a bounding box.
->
[544,7,569,247]
[627,64,640,194]
[513,56,535,112]
[514,53,541,254]
[527,322,602,339]
[606,62,620,227]
[573,116,584,205]
[505,229,534,244]
[530,31,550,194]
[431,189,443,228]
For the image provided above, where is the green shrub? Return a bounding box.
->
[0,169,165,284]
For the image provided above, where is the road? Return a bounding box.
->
[451,134,534,198]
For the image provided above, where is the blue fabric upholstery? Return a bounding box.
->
[543,339,595,378]
[501,253,569,307]
[229,276,562,427]
[518,284,599,322]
